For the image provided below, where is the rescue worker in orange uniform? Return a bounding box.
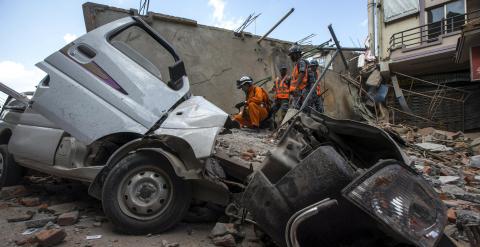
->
[270,64,290,124]
[288,45,309,109]
[232,76,271,129]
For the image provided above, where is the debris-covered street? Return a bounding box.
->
[0,176,262,247]
[382,124,480,246]
[1,0,480,246]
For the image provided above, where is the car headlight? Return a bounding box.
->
[343,161,447,247]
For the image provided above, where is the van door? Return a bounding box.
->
[32,16,190,144]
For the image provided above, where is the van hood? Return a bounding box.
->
[160,96,228,129]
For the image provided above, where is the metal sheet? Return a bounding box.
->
[160,96,228,129]
[155,127,222,159]
[9,125,64,165]
[391,75,413,113]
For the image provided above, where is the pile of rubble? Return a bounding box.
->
[215,129,277,170]
[382,123,480,245]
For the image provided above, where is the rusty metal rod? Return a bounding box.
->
[387,106,433,122]
[328,24,348,70]
[390,86,465,103]
[257,8,294,44]
[394,72,468,93]
[314,47,367,52]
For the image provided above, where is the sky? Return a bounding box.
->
[0,0,368,93]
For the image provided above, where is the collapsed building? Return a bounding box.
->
[372,0,480,131]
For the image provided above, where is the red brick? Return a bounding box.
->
[447,208,457,223]
[212,234,236,247]
[20,197,41,207]
[35,228,66,247]
[57,211,79,226]
[240,152,254,161]
[422,166,432,175]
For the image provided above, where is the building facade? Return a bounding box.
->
[376,0,480,131]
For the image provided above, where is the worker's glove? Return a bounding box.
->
[235,101,246,109]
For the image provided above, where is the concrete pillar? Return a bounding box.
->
[368,0,376,56]
[376,0,383,60]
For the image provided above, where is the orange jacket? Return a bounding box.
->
[290,60,308,92]
[247,85,271,110]
[315,70,322,96]
[274,76,290,99]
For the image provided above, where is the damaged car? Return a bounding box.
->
[242,112,453,247]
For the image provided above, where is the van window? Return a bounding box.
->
[110,25,174,83]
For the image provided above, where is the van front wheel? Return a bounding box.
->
[101,152,191,234]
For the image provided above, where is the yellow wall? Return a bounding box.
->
[380,15,420,60]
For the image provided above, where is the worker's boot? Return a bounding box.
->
[224,117,240,129]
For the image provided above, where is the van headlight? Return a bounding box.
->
[343,161,447,247]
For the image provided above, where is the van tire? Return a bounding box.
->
[0,145,25,188]
[101,152,191,234]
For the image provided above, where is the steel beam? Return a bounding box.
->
[257,8,295,44]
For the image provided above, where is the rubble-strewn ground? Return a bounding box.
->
[382,123,480,246]
[215,129,277,170]
[0,176,262,247]
[2,125,479,246]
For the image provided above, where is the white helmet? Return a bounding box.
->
[236,75,254,89]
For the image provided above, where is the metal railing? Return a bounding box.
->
[389,9,480,51]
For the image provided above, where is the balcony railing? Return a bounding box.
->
[389,9,480,51]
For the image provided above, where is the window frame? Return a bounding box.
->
[425,0,467,37]
[105,16,185,91]
[109,24,175,83]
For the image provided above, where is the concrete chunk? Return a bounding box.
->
[7,210,35,222]
[366,69,382,87]
[25,216,57,228]
[471,137,480,155]
[438,176,460,184]
[210,222,238,237]
[0,185,29,199]
[47,202,78,215]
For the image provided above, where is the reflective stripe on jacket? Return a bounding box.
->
[274,76,289,99]
[315,70,321,96]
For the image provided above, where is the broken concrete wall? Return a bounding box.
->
[320,52,362,120]
[82,2,293,113]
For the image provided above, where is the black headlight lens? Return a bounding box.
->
[344,162,446,247]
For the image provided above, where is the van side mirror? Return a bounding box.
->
[168,60,186,90]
